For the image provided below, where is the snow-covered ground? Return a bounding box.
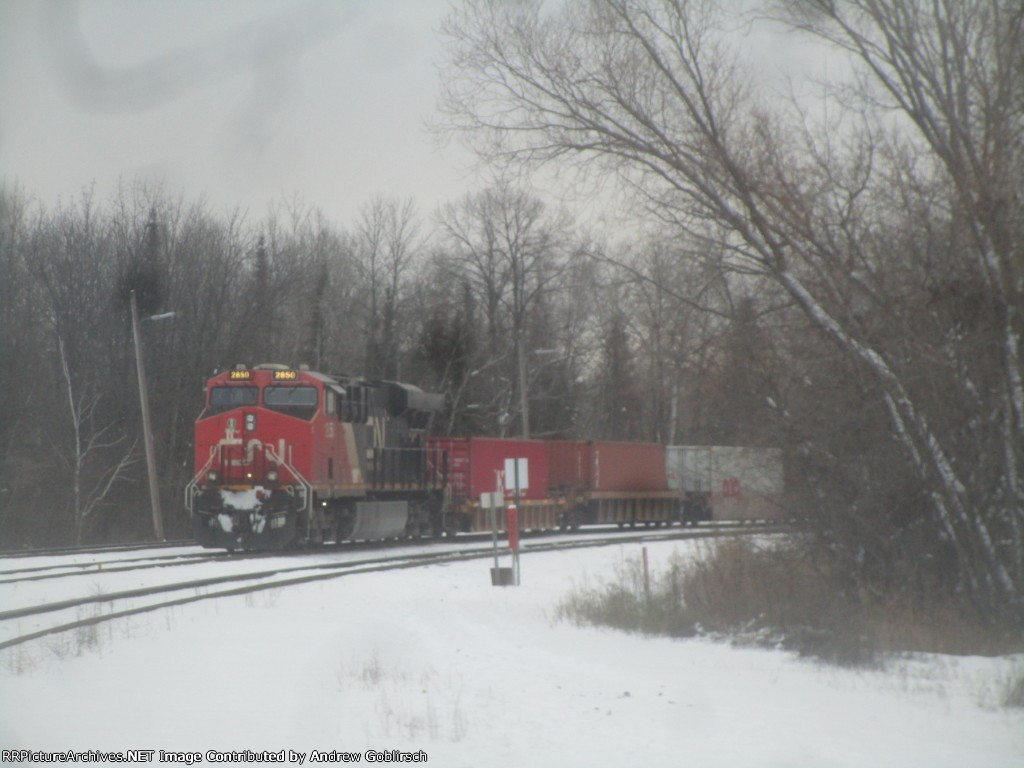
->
[0,533,675,645]
[1,539,1021,767]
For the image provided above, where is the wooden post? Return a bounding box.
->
[131,291,165,541]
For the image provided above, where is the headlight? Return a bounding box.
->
[267,468,279,483]
[206,470,220,483]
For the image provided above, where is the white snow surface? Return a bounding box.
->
[1,539,1022,767]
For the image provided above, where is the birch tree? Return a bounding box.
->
[26,191,141,543]
[57,337,137,544]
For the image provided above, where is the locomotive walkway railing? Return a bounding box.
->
[264,444,314,536]
[184,449,218,515]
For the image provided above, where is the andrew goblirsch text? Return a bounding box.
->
[2,749,428,764]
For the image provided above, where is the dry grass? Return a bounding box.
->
[1005,669,1024,708]
[556,538,1023,670]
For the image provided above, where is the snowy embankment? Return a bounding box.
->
[1,539,1021,767]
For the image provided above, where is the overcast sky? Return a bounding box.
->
[0,1,839,231]
[0,0,477,227]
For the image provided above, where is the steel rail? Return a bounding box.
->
[0,521,762,581]
[0,550,273,583]
[0,539,195,559]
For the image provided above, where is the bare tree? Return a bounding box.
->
[22,189,144,543]
[438,0,1023,612]
[602,238,740,443]
[777,0,1024,601]
[57,337,137,544]
[435,180,571,437]
[0,186,53,544]
[354,196,421,379]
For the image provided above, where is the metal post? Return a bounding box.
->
[642,546,650,601]
[492,470,502,572]
[491,506,499,571]
[131,291,165,541]
[513,459,521,585]
[517,327,530,438]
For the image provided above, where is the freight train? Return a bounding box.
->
[186,364,782,550]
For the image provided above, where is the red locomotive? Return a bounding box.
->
[186,364,446,550]
[187,364,784,550]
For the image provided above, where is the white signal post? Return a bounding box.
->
[482,458,527,587]
[482,479,504,573]
[505,457,527,586]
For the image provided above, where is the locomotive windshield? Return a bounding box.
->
[207,386,258,414]
[264,385,318,420]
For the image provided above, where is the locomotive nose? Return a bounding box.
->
[200,409,289,489]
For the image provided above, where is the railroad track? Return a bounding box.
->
[0,531,524,583]
[0,550,251,583]
[0,532,494,583]
[0,539,195,559]
[0,521,755,583]
[0,524,789,652]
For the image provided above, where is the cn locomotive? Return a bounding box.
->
[187,364,784,550]
[186,364,447,550]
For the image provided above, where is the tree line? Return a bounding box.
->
[0,178,763,548]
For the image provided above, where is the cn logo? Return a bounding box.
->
[722,477,741,497]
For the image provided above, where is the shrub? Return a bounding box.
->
[556,538,1024,668]
[1004,668,1024,709]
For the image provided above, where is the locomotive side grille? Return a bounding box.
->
[369,447,434,489]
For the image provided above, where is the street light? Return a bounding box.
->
[130,291,175,541]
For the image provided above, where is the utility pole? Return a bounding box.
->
[131,290,165,541]
[516,327,530,439]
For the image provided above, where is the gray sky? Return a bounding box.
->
[0,0,474,226]
[0,1,839,230]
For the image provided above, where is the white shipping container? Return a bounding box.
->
[666,445,713,492]
[666,445,784,521]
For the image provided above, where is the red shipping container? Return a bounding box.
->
[547,440,590,489]
[546,440,667,492]
[427,437,549,501]
[426,436,471,497]
[590,441,666,491]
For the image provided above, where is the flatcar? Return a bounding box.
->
[428,438,783,534]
